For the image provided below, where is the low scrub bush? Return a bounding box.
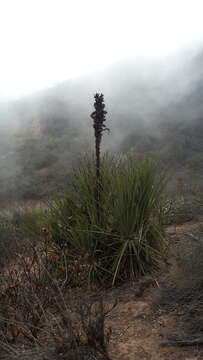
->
[0,210,24,269]
[12,207,49,237]
[0,242,113,359]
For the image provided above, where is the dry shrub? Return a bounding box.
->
[0,246,56,344]
[0,238,114,360]
[0,227,21,269]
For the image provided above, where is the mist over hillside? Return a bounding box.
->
[0,48,203,200]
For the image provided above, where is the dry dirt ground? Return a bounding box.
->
[106,291,203,360]
[2,221,203,360]
[105,221,203,360]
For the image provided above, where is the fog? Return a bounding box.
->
[1,0,203,101]
[0,0,203,199]
[1,45,203,139]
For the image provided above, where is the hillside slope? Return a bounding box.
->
[0,50,203,199]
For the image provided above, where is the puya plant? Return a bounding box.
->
[45,94,167,286]
[91,93,109,222]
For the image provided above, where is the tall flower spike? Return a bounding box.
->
[91,93,109,222]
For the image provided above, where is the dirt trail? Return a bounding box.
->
[107,293,203,359]
[166,221,203,234]
[107,221,203,360]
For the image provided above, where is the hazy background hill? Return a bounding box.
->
[0,49,203,200]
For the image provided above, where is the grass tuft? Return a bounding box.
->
[46,152,167,286]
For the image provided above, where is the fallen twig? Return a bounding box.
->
[161,337,203,347]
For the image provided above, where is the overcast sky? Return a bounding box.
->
[0,0,203,101]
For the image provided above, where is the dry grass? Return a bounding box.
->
[0,233,115,360]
